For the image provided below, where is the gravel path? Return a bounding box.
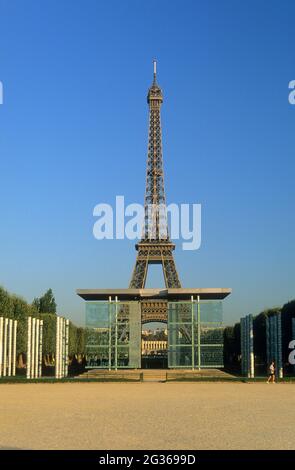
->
[0,382,294,450]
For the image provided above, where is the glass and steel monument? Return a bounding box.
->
[77,62,231,369]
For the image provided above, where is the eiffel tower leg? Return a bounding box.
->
[163,258,181,288]
[129,258,148,289]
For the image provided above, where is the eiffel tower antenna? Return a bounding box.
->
[129,61,181,289]
[153,59,157,83]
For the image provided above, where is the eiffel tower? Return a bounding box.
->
[129,61,181,291]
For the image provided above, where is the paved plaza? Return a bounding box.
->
[0,382,294,450]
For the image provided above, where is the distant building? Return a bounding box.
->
[142,339,167,355]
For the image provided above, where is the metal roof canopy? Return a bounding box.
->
[76,288,231,301]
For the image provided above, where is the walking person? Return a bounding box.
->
[267,361,276,383]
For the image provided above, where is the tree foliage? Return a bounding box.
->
[40,313,57,355]
[33,288,57,314]
[0,286,85,365]
[223,323,241,369]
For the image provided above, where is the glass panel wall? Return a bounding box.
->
[85,301,141,369]
[85,299,223,369]
[168,300,223,368]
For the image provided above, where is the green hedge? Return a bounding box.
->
[0,286,85,362]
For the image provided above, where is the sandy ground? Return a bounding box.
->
[0,382,294,450]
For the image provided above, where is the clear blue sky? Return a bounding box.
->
[0,0,294,326]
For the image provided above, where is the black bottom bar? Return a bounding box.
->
[1,450,295,465]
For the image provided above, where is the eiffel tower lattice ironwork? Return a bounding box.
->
[129,61,181,289]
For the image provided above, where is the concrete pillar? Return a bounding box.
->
[63,318,66,376]
[129,301,141,369]
[55,316,68,379]
[35,319,39,379]
[12,320,17,376]
[240,317,245,376]
[246,316,249,377]
[197,295,201,370]
[65,319,69,378]
[38,320,43,378]
[277,314,283,379]
[272,316,277,373]
[240,315,254,378]
[292,318,295,374]
[108,299,112,371]
[266,314,283,379]
[0,317,3,377]
[55,316,60,379]
[266,317,270,369]
[7,319,13,376]
[246,315,250,377]
[168,303,177,368]
[31,318,36,378]
[3,318,8,377]
[27,316,32,379]
[60,318,64,378]
[249,315,254,378]
[59,318,62,378]
[59,316,62,378]
[191,296,195,370]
